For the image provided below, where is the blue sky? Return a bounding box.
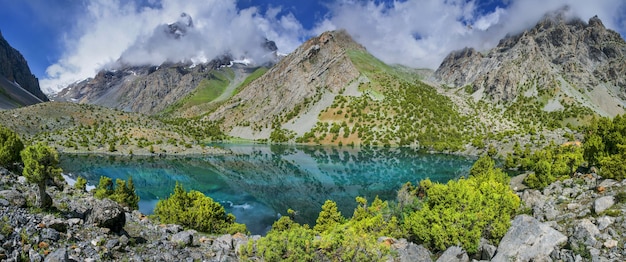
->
[0,0,624,93]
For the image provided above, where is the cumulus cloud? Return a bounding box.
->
[41,0,305,94]
[41,0,626,94]
[315,0,626,69]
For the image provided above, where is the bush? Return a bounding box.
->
[93,176,139,210]
[404,157,520,252]
[0,125,24,168]
[21,143,62,208]
[74,176,87,192]
[154,183,247,234]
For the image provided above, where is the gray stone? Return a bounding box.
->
[436,246,468,262]
[594,196,615,214]
[106,239,119,250]
[597,216,615,230]
[0,190,26,207]
[391,239,432,262]
[598,179,617,188]
[0,198,9,207]
[86,198,125,232]
[42,215,67,233]
[520,189,545,208]
[572,219,600,246]
[41,228,60,241]
[171,231,194,247]
[44,248,68,262]
[160,224,183,234]
[214,234,233,250]
[479,239,497,260]
[492,215,567,262]
[29,248,43,262]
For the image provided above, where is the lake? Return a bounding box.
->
[60,144,475,235]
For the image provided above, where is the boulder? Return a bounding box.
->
[597,216,615,230]
[171,230,194,247]
[479,238,497,260]
[436,246,468,262]
[572,219,600,246]
[44,248,68,262]
[390,238,432,262]
[86,198,125,232]
[492,215,567,262]
[41,228,60,241]
[594,196,614,214]
[0,189,26,207]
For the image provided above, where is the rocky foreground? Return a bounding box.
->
[0,165,625,261]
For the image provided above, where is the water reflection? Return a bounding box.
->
[60,144,474,235]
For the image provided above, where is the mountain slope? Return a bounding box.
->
[0,31,48,108]
[54,60,232,115]
[434,12,626,117]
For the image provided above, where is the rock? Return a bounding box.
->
[597,216,615,230]
[598,179,617,188]
[0,199,8,207]
[42,215,68,232]
[86,198,125,232]
[0,190,26,207]
[604,239,618,248]
[171,230,194,247]
[391,239,432,262]
[214,234,234,250]
[106,239,120,250]
[594,196,615,214]
[493,215,567,261]
[479,239,497,260]
[436,246,468,262]
[572,219,600,247]
[520,189,545,208]
[41,228,60,241]
[160,224,183,234]
[29,248,43,262]
[44,248,68,262]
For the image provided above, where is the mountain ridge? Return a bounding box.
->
[0,30,49,108]
[434,13,626,117]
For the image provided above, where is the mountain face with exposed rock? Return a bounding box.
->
[0,31,48,109]
[434,11,626,117]
[206,30,366,139]
[54,60,230,114]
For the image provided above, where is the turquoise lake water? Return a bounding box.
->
[60,144,475,235]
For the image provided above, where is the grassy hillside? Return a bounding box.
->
[0,102,225,155]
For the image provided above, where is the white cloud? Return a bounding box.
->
[41,0,626,94]
[315,0,626,69]
[41,0,305,94]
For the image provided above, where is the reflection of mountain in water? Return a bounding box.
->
[60,145,474,234]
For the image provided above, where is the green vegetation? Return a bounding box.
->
[0,124,23,168]
[21,143,62,208]
[583,115,626,179]
[154,183,247,234]
[74,176,87,192]
[404,155,520,252]
[234,67,268,96]
[93,176,139,210]
[242,155,519,259]
[505,142,584,189]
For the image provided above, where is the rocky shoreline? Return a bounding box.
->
[1,164,625,261]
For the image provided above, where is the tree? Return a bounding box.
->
[314,200,345,233]
[21,143,62,208]
[0,125,24,168]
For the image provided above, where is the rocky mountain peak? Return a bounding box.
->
[167,12,193,39]
[434,13,626,116]
[0,30,49,107]
[206,30,366,139]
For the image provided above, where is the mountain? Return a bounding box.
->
[0,30,48,109]
[434,11,626,117]
[206,30,365,139]
[53,13,280,115]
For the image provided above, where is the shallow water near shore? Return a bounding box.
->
[59,144,475,235]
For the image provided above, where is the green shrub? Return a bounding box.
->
[154,183,247,234]
[93,176,139,210]
[0,125,24,168]
[74,176,87,192]
[21,143,62,208]
[404,157,520,252]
